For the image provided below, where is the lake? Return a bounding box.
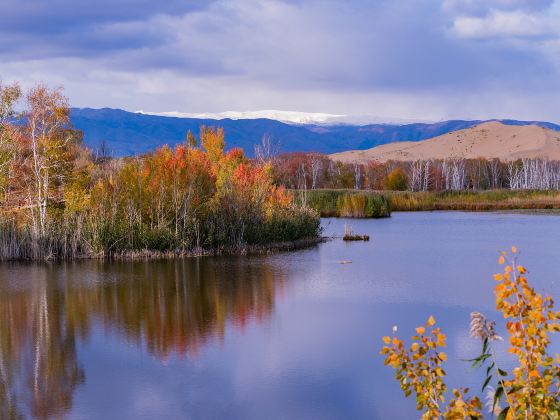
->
[1,211,559,419]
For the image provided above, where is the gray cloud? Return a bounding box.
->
[1,0,560,123]
[0,0,209,33]
[0,0,213,59]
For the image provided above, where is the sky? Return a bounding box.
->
[1,0,560,122]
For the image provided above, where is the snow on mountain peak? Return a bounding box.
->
[135,109,345,125]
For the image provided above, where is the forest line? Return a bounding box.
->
[272,151,560,192]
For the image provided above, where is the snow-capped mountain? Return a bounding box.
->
[136,109,345,125]
[72,107,560,157]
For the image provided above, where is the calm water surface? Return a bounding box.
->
[1,212,559,419]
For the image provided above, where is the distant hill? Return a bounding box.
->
[330,121,560,163]
[70,108,560,157]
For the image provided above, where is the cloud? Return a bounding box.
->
[1,0,560,123]
[452,9,559,38]
[0,0,214,60]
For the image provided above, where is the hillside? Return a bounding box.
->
[330,121,560,163]
[71,108,560,157]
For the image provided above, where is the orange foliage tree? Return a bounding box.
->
[89,127,319,253]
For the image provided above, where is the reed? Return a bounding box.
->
[301,189,560,214]
[0,204,321,261]
[301,189,391,218]
[387,190,560,211]
[342,234,370,241]
[342,223,370,241]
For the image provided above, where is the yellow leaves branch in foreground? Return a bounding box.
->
[380,249,560,419]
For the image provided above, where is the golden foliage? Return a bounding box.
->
[381,249,560,418]
[381,315,482,418]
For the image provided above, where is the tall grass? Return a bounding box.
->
[300,190,391,218]
[387,190,560,211]
[297,189,560,215]
[0,205,321,261]
[0,218,92,260]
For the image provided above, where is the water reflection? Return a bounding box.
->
[2,213,560,419]
[0,257,286,418]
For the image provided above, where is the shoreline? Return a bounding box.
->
[0,237,328,263]
[301,189,560,216]
[106,236,328,260]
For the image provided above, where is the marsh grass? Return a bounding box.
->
[342,234,370,241]
[342,223,369,241]
[0,205,322,261]
[299,189,560,214]
[300,190,391,218]
[387,190,560,211]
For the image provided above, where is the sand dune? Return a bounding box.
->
[330,121,560,163]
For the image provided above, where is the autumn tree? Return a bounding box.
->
[186,130,197,149]
[0,81,21,201]
[23,85,80,234]
[254,134,278,164]
[385,167,408,191]
[200,126,224,167]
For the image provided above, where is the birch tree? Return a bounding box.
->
[254,134,278,164]
[24,85,78,235]
[309,153,323,189]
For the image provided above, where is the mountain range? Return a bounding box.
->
[70,108,560,157]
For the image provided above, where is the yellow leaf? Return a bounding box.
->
[518,265,526,274]
[427,315,436,327]
[411,342,419,352]
[511,246,517,253]
[437,333,446,347]
[529,370,539,378]
[439,352,447,362]
[382,336,390,344]
[498,255,505,265]
[493,273,503,281]
[495,283,506,297]
[416,326,425,335]
[392,337,399,346]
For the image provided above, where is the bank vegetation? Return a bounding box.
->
[0,81,320,260]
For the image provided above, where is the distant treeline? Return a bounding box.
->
[0,81,320,260]
[272,152,560,191]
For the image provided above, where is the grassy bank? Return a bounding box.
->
[295,190,391,218]
[386,190,560,211]
[295,189,560,216]
[0,206,321,261]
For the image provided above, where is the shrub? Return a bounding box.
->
[381,248,560,418]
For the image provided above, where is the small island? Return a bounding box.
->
[0,82,321,261]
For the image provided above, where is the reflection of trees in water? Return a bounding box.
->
[0,271,84,419]
[0,257,285,418]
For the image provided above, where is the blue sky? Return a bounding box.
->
[2,0,560,122]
